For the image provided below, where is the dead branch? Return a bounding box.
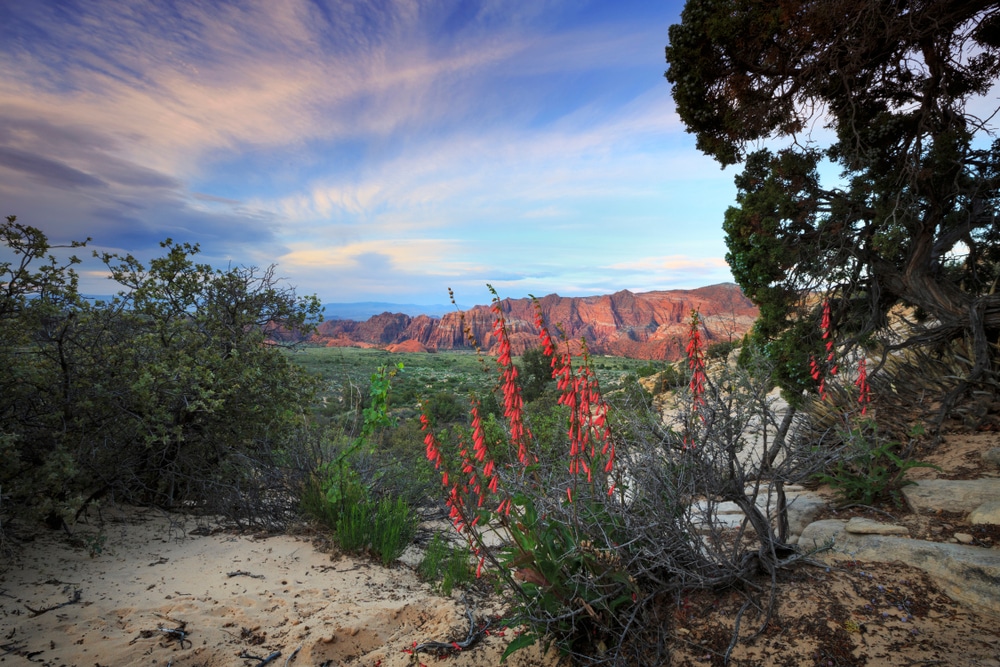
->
[25,589,81,617]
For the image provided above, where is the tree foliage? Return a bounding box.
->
[518,346,555,403]
[1,216,322,530]
[666,0,1000,399]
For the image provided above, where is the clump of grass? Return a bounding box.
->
[371,497,418,566]
[299,474,339,530]
[331,496,418,565]
[335,501,373,553]
[417,532,474,595]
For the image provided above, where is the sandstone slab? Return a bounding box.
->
[798,520,848,551]
[798,520,1000,618]
[901,479,1000,513]
[844,517,909,535]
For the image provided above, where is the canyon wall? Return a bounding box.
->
[312,283,757,361]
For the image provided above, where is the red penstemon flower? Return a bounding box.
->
[470,400,500,501]
[492,299,533,466]
[855,357,871,416]
[532,298,615,497]
[686,310,706,409]
[422,287,620,590]
[684,310,707,449]
[812,300,837,400]
[811,298,871,415]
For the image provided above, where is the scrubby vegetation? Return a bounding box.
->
[0,217,322,533]
[4,3,999,665]
[3,213,996,665]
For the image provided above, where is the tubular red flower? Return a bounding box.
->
[855,357,871,415]
[684,310,707,448]
[491,300,533,466]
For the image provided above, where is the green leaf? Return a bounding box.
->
[500,632,538,662]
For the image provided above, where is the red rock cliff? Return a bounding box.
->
[311,284,757,361]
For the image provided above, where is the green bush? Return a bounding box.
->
[300,460,367,532]
[425,391,466,425]
[706,339,739,360]
[814,423,939,506]
[1,218,323,530]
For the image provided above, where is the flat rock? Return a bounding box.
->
[970,501,1000,525]
[901,479,1000,513]
[844,517,909,535]
[798,520,1000,618]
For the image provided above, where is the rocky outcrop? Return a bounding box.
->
[901,479,1000,513]
[311,283,758,361]
[798,519,1000,618]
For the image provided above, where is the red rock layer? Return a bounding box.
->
[311,284,757,361]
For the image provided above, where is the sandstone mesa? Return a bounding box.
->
[311,283,757,360]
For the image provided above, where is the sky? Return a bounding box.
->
[0,0,740,310]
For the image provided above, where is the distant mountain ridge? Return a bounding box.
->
[311,284,758,361]
[322,302,459,320]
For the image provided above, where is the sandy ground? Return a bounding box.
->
[0,510,560,667]
[2,431,999,666]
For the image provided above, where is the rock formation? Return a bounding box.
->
[312,283,758,361]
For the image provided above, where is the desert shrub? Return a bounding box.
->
[634,361,662,378]
[418,294,825,665]
[813,423,938,506]
[301,458,368,532]
[1,217,322,532]
[369,418,440,506]
[331,496,418,565]
[335,499,373,553]
[425,391,466,425]
[519,346,555,401]
[298,363,420,564]
[706,339,738,360]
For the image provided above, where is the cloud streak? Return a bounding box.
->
[2,0,734,304]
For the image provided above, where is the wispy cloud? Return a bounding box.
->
[1,0,733,304]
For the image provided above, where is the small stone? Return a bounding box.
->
[953,532,975,544]
[845,517,909,536]
[786,496,827,538]
[969,501,1000,526]
[983,447,1000,468]
[797,520,847,551]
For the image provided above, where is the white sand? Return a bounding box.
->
[0,508,561,667]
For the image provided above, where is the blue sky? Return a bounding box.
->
[0,0,739,308]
